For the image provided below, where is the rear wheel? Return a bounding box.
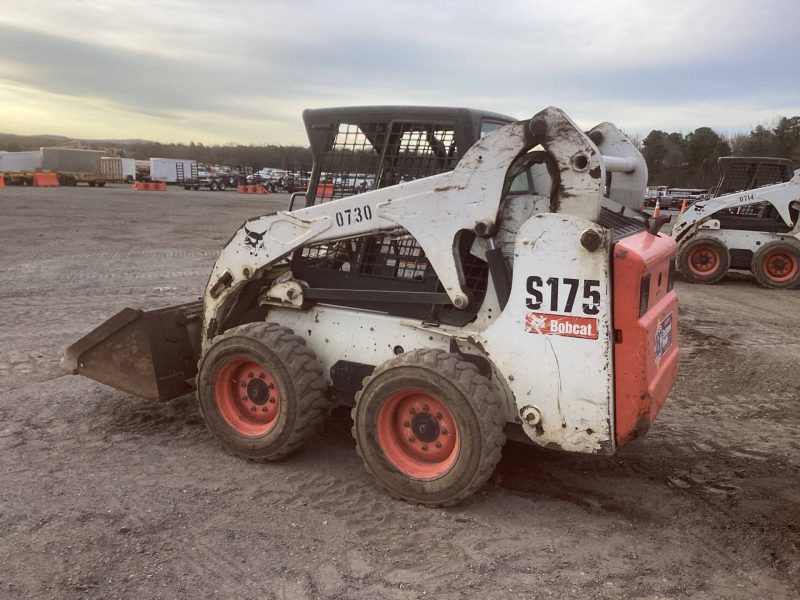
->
[197,322,328,461]
[219,181,227,191]
[678,237,730,284]
[210,181,219,191]
[752,242,800,289]
[352,349,505,507]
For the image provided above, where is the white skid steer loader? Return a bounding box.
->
[672,156,800,288]
[63,106,679,506]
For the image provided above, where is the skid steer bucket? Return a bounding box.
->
[61,301,203,402]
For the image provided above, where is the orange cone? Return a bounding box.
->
[653,203,661,218]
[680,199,687,213]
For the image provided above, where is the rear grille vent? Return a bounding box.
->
[639,273,651,318]
[668,258,676,292]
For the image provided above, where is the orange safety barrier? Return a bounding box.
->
[33,172,59,187]
[237,184,268,194]
[133,181,167,191]
[316,183,335,199]
[0,176,5,189]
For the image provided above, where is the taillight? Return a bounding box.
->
[639,273,651,318]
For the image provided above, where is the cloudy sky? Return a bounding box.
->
[0,0,798,145]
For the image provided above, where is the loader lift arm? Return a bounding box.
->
[672,172,800,243]
[202,107,645,348]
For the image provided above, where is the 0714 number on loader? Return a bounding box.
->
[63,106,679,506]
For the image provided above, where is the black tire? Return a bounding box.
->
[209,181,219,191]
[184,185,191,190]
[97,181,106,187]
[352,349,505,507]
[197,322,328,461]
[219,181,227,191]
[752,241,800,289]
[677,237,730,284]
[88,181,96,187]
[192,185,200,191]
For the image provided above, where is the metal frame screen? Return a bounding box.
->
[313,121,458,203]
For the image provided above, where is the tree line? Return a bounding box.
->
[2,114,799,185]
[642,116,800,188]
[0,134,313,172]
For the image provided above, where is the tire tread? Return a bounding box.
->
[197,322,328,461]
[352,348,505,507]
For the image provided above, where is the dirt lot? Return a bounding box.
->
[0,185,798,599]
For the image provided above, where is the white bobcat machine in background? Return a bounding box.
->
[673,156,800,288]
[63,106,679,506]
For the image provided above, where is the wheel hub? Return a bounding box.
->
[687,245,721,276]
[411,412,440,442]
[214,357,281,437]
[766,253,793,278]
[375,389,460,479]
[247,378,269,405]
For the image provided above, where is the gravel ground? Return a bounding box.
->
[0,185,798,599]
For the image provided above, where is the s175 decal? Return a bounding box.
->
[525,276,601,315]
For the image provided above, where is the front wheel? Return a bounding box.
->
[352,349,505,507]
[677,237,730,284]
[752,242,800,289]
[197,322,328,461]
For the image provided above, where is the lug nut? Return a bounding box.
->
[241,382,246,388]
[250,406,256,412]
[409,408,416,415]
[261,407,267,413]
[422,404,429,412]
[269,398,276,404]
[408,436,415,442]
[248,372,254,378]
[421,445,428,451]
[435,442,442,448]
[441,428,448,435]
[259,373,265,379]
[436,412,443,420]
[403,421,410,427]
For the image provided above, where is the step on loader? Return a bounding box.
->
[672,156,800,288]
[63,106,679,506]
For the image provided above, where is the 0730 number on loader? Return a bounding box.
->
[63,106,679,506]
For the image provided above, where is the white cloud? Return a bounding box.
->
[0,0,798,143]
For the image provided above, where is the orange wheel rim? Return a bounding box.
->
[688,246,720,276]
[376,389,460,479]
[214,357,280,436]
[764,251,798,282]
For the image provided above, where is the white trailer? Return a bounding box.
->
[121,158,136,183]
[0,151,43,174]
[149,158,197,184]
[41,148,105,186]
